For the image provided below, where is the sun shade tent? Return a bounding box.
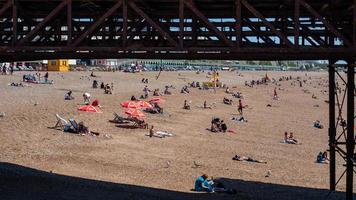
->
[78,105,102,113]
[136,100,154,109]
[148,97,165,104]
[124,108,145,119]
[120,101,140,109]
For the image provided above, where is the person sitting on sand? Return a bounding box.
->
[183,100,191,110]
[131,96,137,101]
[317,151,329,164]
[232,155,267,164]
[65,91,74,100]
[100,82,105,89]
[203,101,212,109]
[164,86,171,95]
[83,92,91,104]
[195,174,214,193]
[90,71,96,77]
[211,118,222,132]
[312,94,317,99]
[314,120,323,129]
[284,132,299,144]
[143,85,150,98]
[220,121,227,133]
[92,80,98,88]
[91,99,101,107]
[194,174,236,194]
[181,86,190,94]
[153,89,161,96]
[104,84,112,94]
[223,97,232,105]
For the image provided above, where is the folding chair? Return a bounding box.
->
[53,114,69,130]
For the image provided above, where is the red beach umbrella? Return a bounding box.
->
[120,101,140,108]
[78,105,102,113]
[124,108,145,119]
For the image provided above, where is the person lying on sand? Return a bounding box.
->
[183,100,191,110]
[316,151,329,164]
[145,102,163,114]
[232,116,247,123]
[225,87,233,94]
[9,82,24,87]
[223,97,233,105]
[232,92,243,99]
[232,155,267,164]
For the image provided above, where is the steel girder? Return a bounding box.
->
[0,0,353,61]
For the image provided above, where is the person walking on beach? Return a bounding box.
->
[44,72,49,82]
[149,125,154,137]
[238,99,243,115]
[273,87,279,100]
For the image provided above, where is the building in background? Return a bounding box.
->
[47,59,70,72]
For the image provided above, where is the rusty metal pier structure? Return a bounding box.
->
[0,0,355,199]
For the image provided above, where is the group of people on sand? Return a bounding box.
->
[211,118,227,133]
[1,65,14,75]
[92,80,113,94]
[194,174,236,194]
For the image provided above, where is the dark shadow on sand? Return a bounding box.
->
[0,162,352,200]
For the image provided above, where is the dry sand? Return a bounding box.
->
[0,70,353,199]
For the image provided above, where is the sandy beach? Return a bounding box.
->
[0,70,353,199]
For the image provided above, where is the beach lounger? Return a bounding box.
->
[109,112,130,124]
[53,114,70,130]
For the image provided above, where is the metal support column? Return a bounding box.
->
[329,62,336,191]
[346,63,355,200]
